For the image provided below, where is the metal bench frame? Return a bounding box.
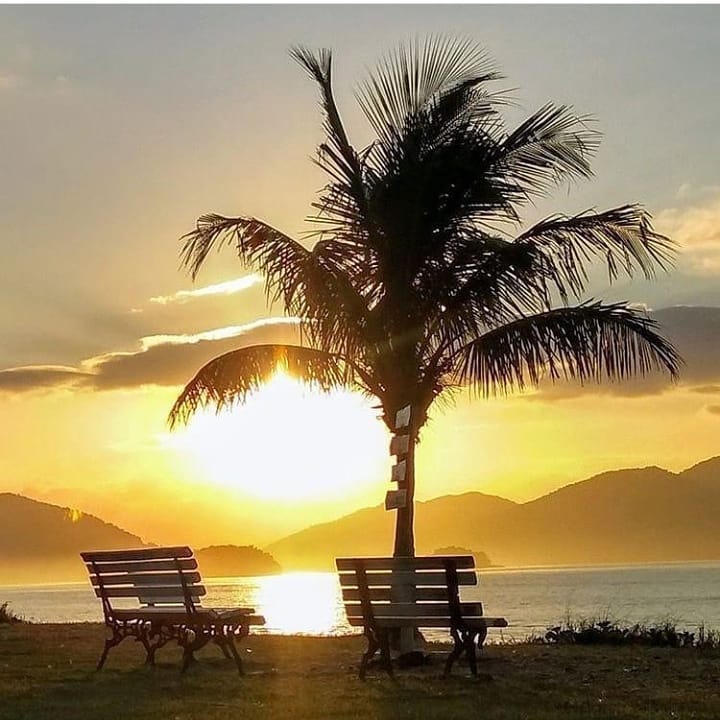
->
[82,546,265,674]
[337,555,508,678]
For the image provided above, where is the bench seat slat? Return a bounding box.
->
[344,602,483,618]
[90,571,202,587]
[81,546,192,563]
[336,556,475,572]
[111,608,265,625]
[95,585,206,599]
[339,570,477,587]
[341,587,450,602]
[348,616,509,628]
[85,558,198,574]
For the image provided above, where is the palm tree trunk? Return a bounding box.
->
[392,428,415,557]
[391,429,420,657]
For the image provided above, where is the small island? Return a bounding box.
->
[433,546,495,568]
[195,545,282,577]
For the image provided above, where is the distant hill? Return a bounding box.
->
[266,492,517,569]
[0,494,285,584]
[0,493,147,583]
[196,545,281,577]
[267,457,720,570]
[432,547,493,568]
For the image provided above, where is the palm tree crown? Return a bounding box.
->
[170,37,680,556]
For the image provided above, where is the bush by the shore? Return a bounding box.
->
[536,618,720,649]
[0,601,25,624]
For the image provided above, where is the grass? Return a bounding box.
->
[2,623,720,719]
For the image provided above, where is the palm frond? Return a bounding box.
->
[168,344,356,427]
[516,205,676,298]
[290,46,368,217]
[356,35,501,139]
[178,214,314,309]
[454,302,681,395]
[180,214,373,359]
[495,103,600,201]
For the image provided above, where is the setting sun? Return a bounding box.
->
[162,372,389,500]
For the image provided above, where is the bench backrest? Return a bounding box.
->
[336,556,481,626]
[81,546,205,617]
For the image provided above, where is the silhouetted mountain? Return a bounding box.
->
[266,492,517,569]
[267,457,720,569]
[0,493,147,583]
[196,545,281,577]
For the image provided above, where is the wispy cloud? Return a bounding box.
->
[149,274,262,305]
[0,365,91,392]
[136,317,300,350]
[0,318,302,394]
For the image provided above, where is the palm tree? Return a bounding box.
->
[169,37,680,558]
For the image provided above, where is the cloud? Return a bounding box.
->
[706,405,720,416]
[132,318,295,350]
[4,303,720,405]
[149,275,262,305]
[656,192,720,276]
[0,318,301,394]
[0,365,91,392]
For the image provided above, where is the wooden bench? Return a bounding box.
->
[81,546,265,673]
[336,555,507,678]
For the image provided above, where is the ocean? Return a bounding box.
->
[3,562,719,642]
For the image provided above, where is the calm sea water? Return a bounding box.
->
[3,563,720,642]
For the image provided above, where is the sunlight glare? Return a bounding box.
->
[253,572,345,635]
[163,372,389,500]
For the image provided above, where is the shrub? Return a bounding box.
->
[537,617,716,649]
[0,602,25,624]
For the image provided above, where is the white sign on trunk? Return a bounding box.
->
[384,489,407,510]
[389,434,410,456]
[391,459,407,484]
[394,404,412,430]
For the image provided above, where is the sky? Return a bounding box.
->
[1,5,720,549]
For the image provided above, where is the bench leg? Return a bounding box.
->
[180,628,211,673]
[181,647,195,673]
[97,635,120,671]
[379,630,394,679]
[359,630,379,680]
[443,628,463,677]
[225,633,245,676]
[96,623,131,671]
[464,632,478,676]
[214,635,233,660]
[143,625,174,666]
[477,625,488,651]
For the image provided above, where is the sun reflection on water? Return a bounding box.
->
[255,572,348,635]
[205,572,351,636]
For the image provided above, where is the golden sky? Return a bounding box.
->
[1,6,719,548]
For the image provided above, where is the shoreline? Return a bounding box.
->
[3,557,720,589]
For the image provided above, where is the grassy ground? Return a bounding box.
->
[2,623,720,719]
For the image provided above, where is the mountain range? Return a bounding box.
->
[3,456,720,582]
[267,456,720,569]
